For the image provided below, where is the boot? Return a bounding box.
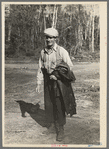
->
[42,123,56,135]
[56,125,64,141]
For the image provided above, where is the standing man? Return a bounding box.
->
[36,27,76,141]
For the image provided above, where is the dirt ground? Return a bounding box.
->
[4,61,100,146]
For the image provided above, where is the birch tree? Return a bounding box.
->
[5,4,100,57]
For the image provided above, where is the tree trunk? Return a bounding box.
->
[85,27,87,40]
[89,18,92,51]
[44,14,46,30]
[77,5,83,52]
[55,7,58,28]
[8,24,11,41]
[92,15,94,52]
[52,5,57,28]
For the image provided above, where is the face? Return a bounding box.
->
[45,35,56,47]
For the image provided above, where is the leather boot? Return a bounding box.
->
[42,123,56,135]
[56,125,64,141]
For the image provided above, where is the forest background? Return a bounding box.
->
[5,4,100,62]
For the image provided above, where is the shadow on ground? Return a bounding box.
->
[30,109,48,128]
[16,100,48,128]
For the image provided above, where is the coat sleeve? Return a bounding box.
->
[36,51,44,85]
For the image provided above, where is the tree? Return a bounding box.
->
[5,4,100,58]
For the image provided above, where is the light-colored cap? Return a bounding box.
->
[44,28,58,37]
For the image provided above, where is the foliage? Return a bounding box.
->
[5,4,100,59]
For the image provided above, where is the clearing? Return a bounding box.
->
[4,62,100,146]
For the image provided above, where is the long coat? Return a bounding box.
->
[42,62,76,123]
[52,61,76,116]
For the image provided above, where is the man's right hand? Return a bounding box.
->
[50,75,57,80]
[36,85,41,93]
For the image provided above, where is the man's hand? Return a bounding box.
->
[50,75,57,80]
[36,84,41,93]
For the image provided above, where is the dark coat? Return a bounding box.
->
[41,62,76,123]
[52,61,76,83]
[52,61,76,116]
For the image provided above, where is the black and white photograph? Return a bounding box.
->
[2,2,107,147]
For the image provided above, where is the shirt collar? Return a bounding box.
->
[44,43,57,54]
[53,43,57,52]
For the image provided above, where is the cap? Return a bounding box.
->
[44,28,58,37]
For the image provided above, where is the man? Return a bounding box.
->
[36,27,76,141]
